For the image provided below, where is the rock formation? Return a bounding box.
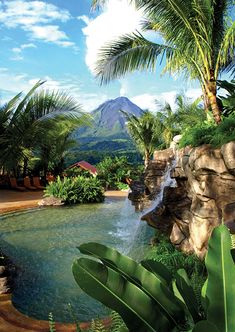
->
[128,148,174,211]
[141,141,235,258]
[0,252,15,294]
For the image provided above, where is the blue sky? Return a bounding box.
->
[0,0,203,112]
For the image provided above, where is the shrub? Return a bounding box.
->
[179,114,235,148]
[44,176,105,204]
[145,231,205,278]
[97,156,131,189]
[115,182,129,191]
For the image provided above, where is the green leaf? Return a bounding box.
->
[72,258,170,332]
[200,279,208,312]
[192,320,220,332]
[78,242,185,326]
[141,259,172,286]
[231,248,235,263]
[205,225,235,332]
[175,269,201,323]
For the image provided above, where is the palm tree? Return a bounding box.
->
[0,81,90,176]
[155,94,206,147]
[92,0,234,123]
[123,110,162,168]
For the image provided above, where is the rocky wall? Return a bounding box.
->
[141,141,235,258]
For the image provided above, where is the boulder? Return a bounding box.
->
[38,196,64,206]
[140,142,235,257]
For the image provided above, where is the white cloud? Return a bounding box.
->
[12,47,22,53]
[0,69,107,112]
[130,88,202,112]
[81,0,143,72]
[77,15,90,25]
[10,54,24,61]
[11,42,37,61]
[21,43,37,49]
[0,1,71,28]
[131,93,158,111]
[0,1,77,49]
[29,25,67,43]
[185,88,202,100]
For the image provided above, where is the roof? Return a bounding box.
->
[68,160,97,175]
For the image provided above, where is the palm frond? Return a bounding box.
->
[95,32,172,84]
[215,20,235,76]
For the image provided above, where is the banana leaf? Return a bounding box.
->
[175,269,202,323]
[231,248,235,263]
[140,259,172,286]
[72,258,171,332]
[78,242,185,326]
[205,225,235,332]
[192,320,220,331]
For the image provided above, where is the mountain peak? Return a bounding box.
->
[93,96,143,132]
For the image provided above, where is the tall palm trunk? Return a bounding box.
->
[202,85,210,112]
[205,70,222,124]
[23,158,28,178]
[144,150,151,169]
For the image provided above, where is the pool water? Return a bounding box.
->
[0,197,153,322]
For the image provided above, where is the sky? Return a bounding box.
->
[0,0,204,112]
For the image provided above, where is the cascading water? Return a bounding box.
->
[113,193,151,258]
[143,160,177,218]
[115,160,177,258]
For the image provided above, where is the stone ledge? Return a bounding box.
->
[0,294,111,331]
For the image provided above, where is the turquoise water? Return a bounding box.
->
[0,197,153,322]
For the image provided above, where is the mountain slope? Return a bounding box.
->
[75,96,144,139]
[70,97,144,164]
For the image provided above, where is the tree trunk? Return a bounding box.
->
[206,70,222,124]
[144,151,150,169]
[23,158,28,178]
[202,85,210,112]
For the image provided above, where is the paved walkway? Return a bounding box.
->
[0,190,44,214]
[0,190,128,214]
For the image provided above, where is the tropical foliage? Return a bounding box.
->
[122,110,162,168]
[179,114,235,148]
[44,176,105,204]
[92,0,235,123]
[73,225,235,332]
[217,79,235,116]
[0,81,90,177]
[155,94,206,147]
[96,156,132,189]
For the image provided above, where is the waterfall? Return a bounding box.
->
[114,193,142,255]
[143,160,176,215]
[115,161,176,259]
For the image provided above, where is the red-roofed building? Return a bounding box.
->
[68,161,97,176]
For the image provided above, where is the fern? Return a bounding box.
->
[89,318,106,332]
[67,303,82,332]
[231,235,235,249]
[110,311,126,331]
[48,312,56,332]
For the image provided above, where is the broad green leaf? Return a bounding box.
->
[172,280,185,305]
[231,248,235,263]
[72,258,171,332]
[78,243,185,326]
[192,320,220,332]
[175,269,201,323]
[200,279,208,312]
[141,259,172,286]
[205,225,235,332]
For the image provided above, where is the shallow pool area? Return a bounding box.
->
[0,197,153,322]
